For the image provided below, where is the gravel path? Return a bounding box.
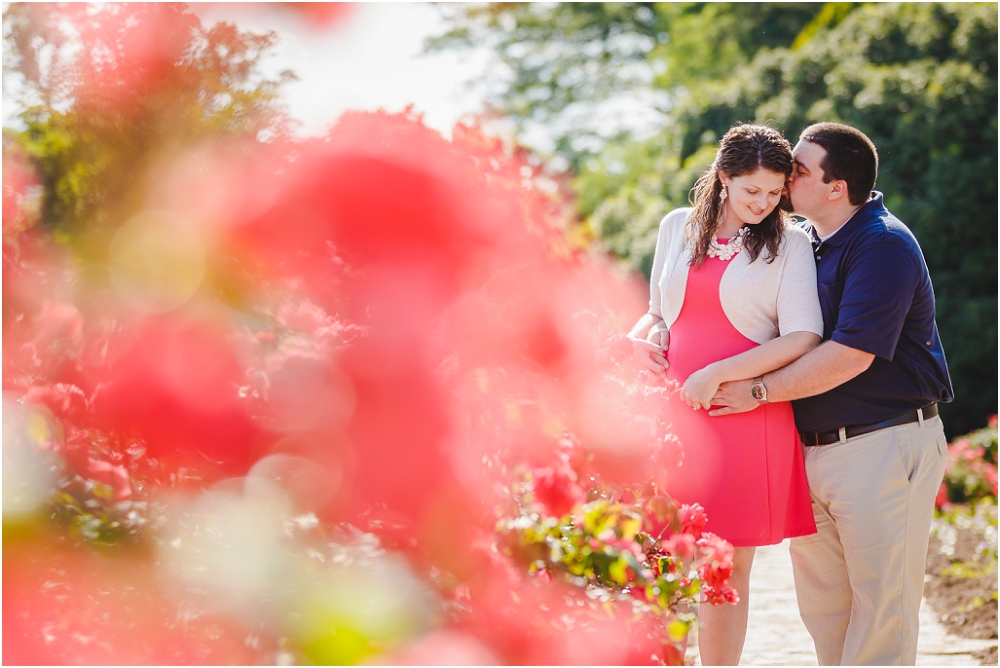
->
[683,540,995,666]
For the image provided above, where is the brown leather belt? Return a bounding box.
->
[800,403,939,446]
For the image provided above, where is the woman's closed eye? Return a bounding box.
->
[746,188,782,197]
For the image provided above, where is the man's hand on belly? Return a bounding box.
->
[708,379,758,416]
[708,341,875,414]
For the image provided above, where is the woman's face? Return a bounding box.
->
[719,168,787,226]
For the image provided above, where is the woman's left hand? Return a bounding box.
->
[680,366,721,411]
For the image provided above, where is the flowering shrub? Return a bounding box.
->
[937,416,999,509]
[476,338,735,661]
[968,414,999,465]
[2,5,734,662]
[930,500,998,608]
[503,476,737,605]
[928,418,999,622]
[0,3,744,663]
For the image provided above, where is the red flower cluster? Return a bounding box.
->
[2,6,700,663]
[936,427,999,508]
[680,502,710,537]
[455,571,675,665]
[696,532,740,605]
[531,462,587,518]
[4,103,675,662]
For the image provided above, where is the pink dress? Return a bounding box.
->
[663,246,816,547]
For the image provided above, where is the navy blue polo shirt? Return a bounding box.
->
[792,192,953,434]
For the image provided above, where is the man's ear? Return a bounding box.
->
[827,180,850,202]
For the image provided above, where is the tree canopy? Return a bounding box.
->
[3,3,294,243]
[430,3,835,165]
[435,2,998,435]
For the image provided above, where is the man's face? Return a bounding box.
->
[788,140,832,219]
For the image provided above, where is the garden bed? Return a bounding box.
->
[925,502,998,666]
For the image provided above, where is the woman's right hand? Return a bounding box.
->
[626,315,669,377]
[629,337,668,377]
[629,327,669,377]
[647,320,670,352]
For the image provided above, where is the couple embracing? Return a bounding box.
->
[629,123,953,666]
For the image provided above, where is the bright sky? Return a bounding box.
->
[2,3,490,137]
[191,3,492,138]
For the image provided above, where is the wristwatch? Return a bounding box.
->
[750,377,769,405]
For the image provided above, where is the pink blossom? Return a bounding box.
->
[935,483,950,509]
[532,463,585,518]
[696,532,738,605]
[23,384,89,423]
[703,581,740,606]
[84,458,133,500]
[679,503,709,539]
[642,493,678,538]
[662,533,696,563]
[984,463,998,495]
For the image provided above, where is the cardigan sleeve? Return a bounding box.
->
[775,226,824,337]
[647,214,670,318]
[647,208,690,319]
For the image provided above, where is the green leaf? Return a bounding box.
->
[608,557,630,585]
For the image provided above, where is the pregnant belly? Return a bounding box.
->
[666,319,758,383]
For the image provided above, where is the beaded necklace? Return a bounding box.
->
[706,226,747,260]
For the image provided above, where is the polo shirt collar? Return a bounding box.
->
[817,191,885,247]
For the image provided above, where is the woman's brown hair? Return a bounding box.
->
[686,123,793,266]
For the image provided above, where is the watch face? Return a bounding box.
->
[751,383,766,402]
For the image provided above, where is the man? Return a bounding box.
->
[710,122,953,666]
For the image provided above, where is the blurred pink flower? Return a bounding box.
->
[662,533,697,564]
[88,318,260,479]
[3,539,265,665]
[643,493,678,538]
[386,630,500,666]
[275,3,354,28]
[24,383,89,423]
[679,503,709,539]
[532,463,586,518]
[697,532,739,606]
[935,483,950,510]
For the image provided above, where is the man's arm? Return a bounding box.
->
[680,331,820,409]
[708,340,874,416]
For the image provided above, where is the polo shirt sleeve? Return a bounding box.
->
[830,239,920,359]
[776,228,824,337]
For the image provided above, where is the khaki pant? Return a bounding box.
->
[789,415,947,665]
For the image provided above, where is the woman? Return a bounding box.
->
[628,124,822,665]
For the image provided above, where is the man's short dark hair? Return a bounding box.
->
[799,123,878,206]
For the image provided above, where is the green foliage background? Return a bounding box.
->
[434,2,998,436]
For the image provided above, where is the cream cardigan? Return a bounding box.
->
[648,208,823,344]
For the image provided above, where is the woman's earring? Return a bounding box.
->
[719,187,728,203]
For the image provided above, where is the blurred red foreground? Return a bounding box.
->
[3,4,725,664]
